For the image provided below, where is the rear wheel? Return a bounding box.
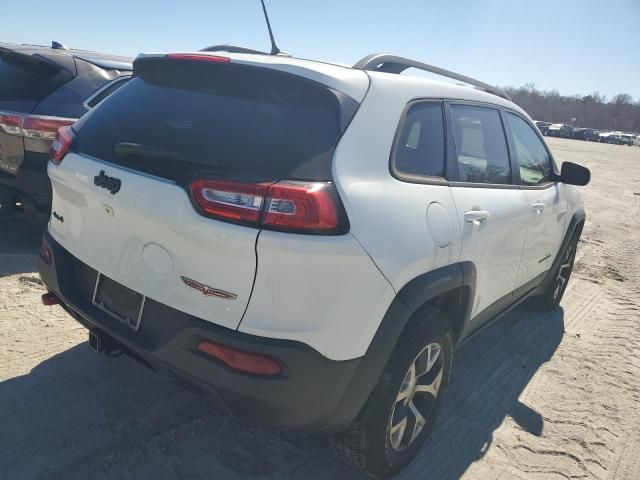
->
[332,308,453,478]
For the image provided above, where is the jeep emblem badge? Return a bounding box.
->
[94,170,121,195]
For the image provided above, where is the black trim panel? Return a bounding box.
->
[327,262,476,429]
[39,231,362,432]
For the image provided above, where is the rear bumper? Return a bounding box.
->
[38,230,364,431]
[0,151,51,212]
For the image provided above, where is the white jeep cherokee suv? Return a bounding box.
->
[38,50,590,478]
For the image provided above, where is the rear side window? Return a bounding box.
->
[392,102,445,178]
[74,62,357,182]
[0,52,72,111]
[84,77,130,109]
[450,104,511,184]
[504,112,553,186]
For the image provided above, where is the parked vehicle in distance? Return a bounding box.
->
[533,120,552,135]
[0,41,132,217]
[619,133,639,146]
[599,131,632,145]
[38,50,590,478]
[546,123,574,138]
[572,128,600,142]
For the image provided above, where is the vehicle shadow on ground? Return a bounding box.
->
[0,304,564,480]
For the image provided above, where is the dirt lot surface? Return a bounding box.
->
[1,137,639,480]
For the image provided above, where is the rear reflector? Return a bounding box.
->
[39,242,52,265]
[166,53,230,63]
[49,126,76,164]
[197,340,281,375]
[41,292,60,306]
[190,179,344,234]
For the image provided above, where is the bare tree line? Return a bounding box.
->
[503,84,640,133]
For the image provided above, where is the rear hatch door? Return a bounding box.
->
[48,55,363,330]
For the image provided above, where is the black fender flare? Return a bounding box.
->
[324,261,476,432]
[542,208,586,289]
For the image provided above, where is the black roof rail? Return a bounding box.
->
[353,53,511,101]
[200,44,269,55]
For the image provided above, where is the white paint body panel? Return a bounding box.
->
[48,153,258,330]
[239,232,395,361]
[448,187,530,317]
[333,73,464,293]
[516,184,569,286]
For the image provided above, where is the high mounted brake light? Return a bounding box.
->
[49,126,76,164]
[190,179,345,234]
[0,110,76,139]
[166,53,230,63]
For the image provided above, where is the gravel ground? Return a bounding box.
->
[1,137,639,480]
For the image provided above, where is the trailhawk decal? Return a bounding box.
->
[180,276,238,300]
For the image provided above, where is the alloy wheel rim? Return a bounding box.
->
[554,243,575,300]
[389,342,444,452]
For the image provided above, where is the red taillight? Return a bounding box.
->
[49,126,76,164]
[190,179,345,234]
[261,181,339,231]
[22,115,76,140]
[190,180,270,223]
[197,340,281,375]
[167,53,230,63]
[0,110,76,139]
[0,111,22,135]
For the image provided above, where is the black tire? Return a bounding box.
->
[332,307,453,478]
[534,234,579,311]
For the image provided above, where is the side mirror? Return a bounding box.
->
[558,161,590,186]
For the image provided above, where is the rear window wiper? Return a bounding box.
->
[114,142,227,170]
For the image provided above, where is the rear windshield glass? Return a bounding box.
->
[74,62,358,182]
[0,52,71,111]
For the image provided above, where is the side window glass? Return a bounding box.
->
[85,77,130,109]
[505,112,553,185]
[450,105,511,184]
[393,102,445,178]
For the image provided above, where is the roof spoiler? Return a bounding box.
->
[74,55,132,71]
[200,44,269,55]
[0,46,76,75]
[353,53,511,101]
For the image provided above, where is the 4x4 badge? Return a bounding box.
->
[180,276,237,300]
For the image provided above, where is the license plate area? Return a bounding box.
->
[92,273,145,331]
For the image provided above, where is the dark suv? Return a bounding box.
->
[0,41,132,217]
[572,128,600,142]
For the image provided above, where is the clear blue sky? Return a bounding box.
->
[4,0,639,100]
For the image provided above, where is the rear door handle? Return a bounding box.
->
[531,201,546,213]
[464,209,490,224]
